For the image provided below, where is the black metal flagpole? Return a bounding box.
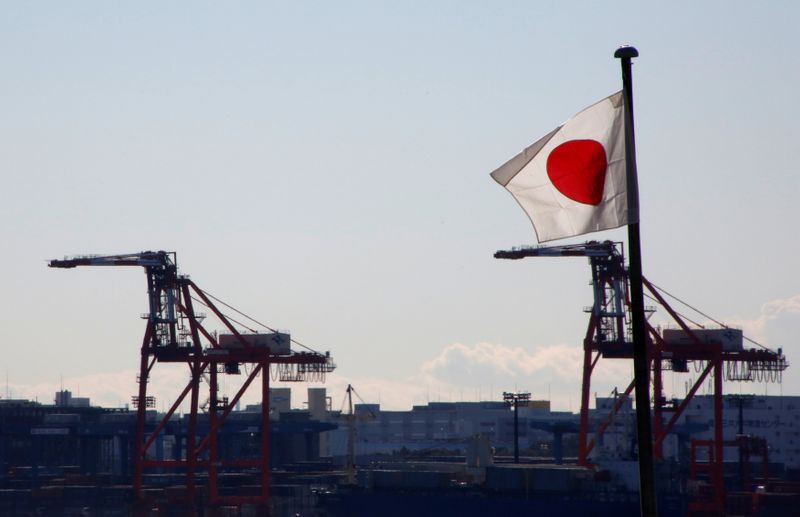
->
[614,45,658,517]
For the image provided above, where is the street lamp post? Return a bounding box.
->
[503,391,531,464]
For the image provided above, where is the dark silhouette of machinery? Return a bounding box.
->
[49,251,335,512]
[496,241,788,515]
[338,384,375,484]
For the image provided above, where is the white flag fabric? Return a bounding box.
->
[491,91,633,242]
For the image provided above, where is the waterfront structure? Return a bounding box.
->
[0,388,335,485]
[329,394,800,474]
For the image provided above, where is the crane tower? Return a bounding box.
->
[49,251,336,512]
[495,241,788,514]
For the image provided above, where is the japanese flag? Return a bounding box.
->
[491,91,633,242]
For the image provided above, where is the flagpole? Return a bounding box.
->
[615,45,658,517]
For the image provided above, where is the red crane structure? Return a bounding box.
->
[495,241,787,515]
[49,251,335,512]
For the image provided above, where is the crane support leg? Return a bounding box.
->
[714,356,725,509]
[209,365,219,503]
[133,323,153,496]
[261,360,271,512]
[578,317,598,466]
[186,359,201,504]
[653,346,663,458]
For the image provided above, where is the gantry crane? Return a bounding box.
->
[495,241,788,515]
[338,384,375,485]
[345,384,356,484]
[49,251,336,512]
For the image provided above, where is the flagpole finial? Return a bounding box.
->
[614,46,639,59]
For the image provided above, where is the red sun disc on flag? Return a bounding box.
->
[546,139,608,206]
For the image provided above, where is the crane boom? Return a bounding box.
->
[494,240,619,260]
[50,251,180,347]
[49,251,174,269]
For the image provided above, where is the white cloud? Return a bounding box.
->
[19,292,800,415]
[725,294,800,348]
[7,341,633,413]
[421,342,582,382]
[418,341,631,410]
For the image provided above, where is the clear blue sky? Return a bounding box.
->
[1,2,798,410]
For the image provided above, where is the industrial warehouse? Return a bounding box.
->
[3,387,800,515]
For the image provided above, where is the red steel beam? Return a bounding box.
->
[182,283,207,504]
[185,358,201,498]
[177,302,221,348]
[261,358,271,504]
[713,356,725,509]
[194,363,263,455]
[652,339,663,458]
[141,362,209,454]
[578,316,598,465]
[189,282,252,349]
[654,360,714,450]
[584,379,636,459]
[647,321,666,454]
[133,321,154,496]
[642,277,705,348]
[208,364,220,503]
